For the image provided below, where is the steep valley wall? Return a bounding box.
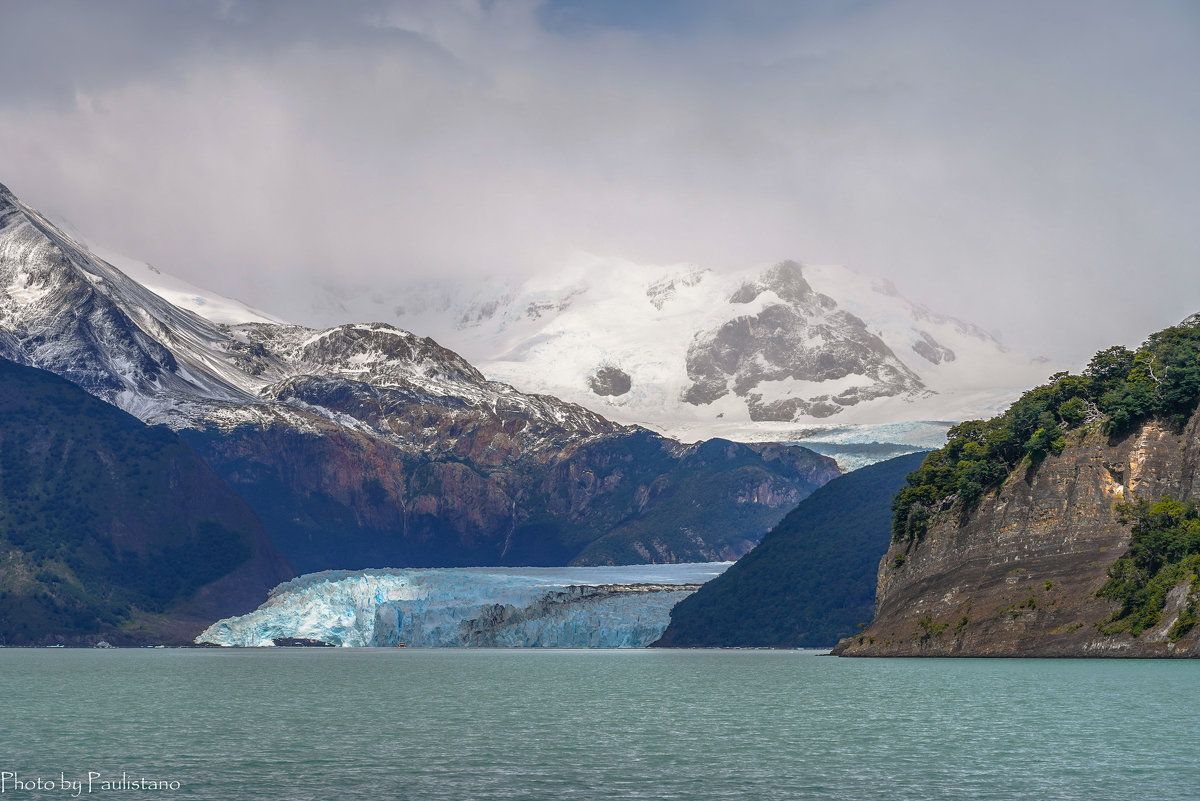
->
[835,410,1200,657]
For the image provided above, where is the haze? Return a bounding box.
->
[1,0,1197,364]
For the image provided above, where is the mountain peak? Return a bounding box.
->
[0,182,17,211]
[360,258,1051,441]
[0,189,256,408]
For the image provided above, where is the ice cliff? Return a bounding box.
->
[196,564,730,648]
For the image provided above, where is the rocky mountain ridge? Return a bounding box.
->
[0,182,839,570]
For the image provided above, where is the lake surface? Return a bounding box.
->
[1,649,1196,800]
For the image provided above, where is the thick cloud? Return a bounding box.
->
[1,0,1197,362]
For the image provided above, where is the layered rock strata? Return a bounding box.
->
[835,412,1200,657]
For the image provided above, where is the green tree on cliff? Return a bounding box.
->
[893,316,1200,540]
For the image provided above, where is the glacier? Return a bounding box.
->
[196,563,731,648]
[789,420,952,471]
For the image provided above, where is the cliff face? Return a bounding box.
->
[183,422,836,573]
[834,410,1200,657]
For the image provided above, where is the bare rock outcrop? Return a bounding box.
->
[835,411,1200,657]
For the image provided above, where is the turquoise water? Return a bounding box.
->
[1,649,1196,800]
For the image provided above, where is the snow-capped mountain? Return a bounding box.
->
[0,181,839,570]
[0,182,612,439]
[308,255,1051,443]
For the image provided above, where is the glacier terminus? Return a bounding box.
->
[197,564,731,648]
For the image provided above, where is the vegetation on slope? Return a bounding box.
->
[892,315,1200,540]
[885,316,1200,642]
[1097,497,1200,640]
[654,452,927,648]
[0,358,285,644]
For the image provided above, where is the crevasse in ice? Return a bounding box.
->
[196,563,731,648]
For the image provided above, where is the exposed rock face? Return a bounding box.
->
[184,422,836,572]
[835,411,1200,657]
[911,330,955,365]
[646,269,707,310]
[588,365,632,397]
[683,262,926,421]
[0,182,260,408]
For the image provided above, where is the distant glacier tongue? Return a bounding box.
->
[196,564,730,648]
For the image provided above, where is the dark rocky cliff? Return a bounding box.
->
[834,411,1200,657]
[183,419,837,573]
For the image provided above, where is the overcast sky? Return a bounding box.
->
[1,0,1197,364]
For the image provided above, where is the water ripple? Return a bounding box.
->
[0,649,1196,800]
